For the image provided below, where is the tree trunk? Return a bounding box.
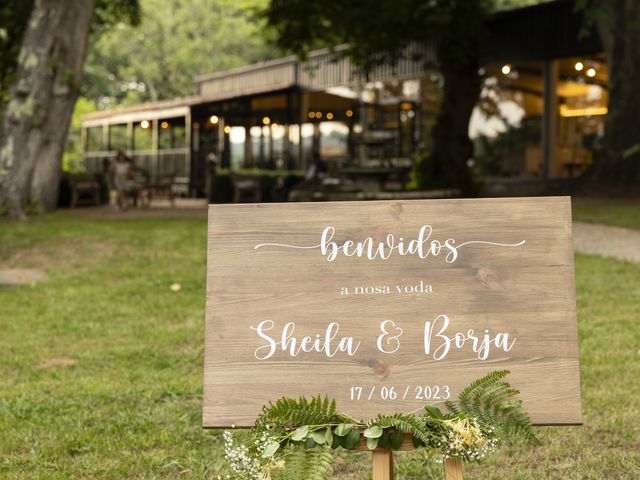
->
[428,63,481,194]
[0,0,95,218]
[590,0,640,184]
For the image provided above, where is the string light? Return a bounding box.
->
[346,109,353,118]
[262,116,271,125]
[308,112,316,119]
[140,120,150,129]
[326,112,334,120]
[161,121,169,129]
[574,61,584,72]
[501,64,511,75]
[586,68,596,78]
[209,115,219,125]
[224,126,231,134]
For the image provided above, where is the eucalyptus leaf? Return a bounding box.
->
[311,429,327,444]
[363,425,383,439]
[331,432,344,449]
[334,423,352,437]
[261,441,280,458]
[291,425,309,441]
[379,430,391,450]
[344,428,361,449]
[366,436,379,450]
[324,427,333,445]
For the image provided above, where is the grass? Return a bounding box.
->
[572,197,640,230]
[1,212,639,479]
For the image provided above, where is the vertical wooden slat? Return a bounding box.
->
[372,450,394,480]
[126,121,134,154]
[151,119,159,176]
[185,111,192,194]
[443,458,464,480]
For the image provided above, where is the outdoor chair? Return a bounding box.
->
[231,173,262,203]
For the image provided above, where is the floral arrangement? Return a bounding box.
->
[220,370,538,480]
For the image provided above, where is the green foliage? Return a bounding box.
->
[83,0,277,107]
[274,446,333,480]
[449,370,539,445]
[226,371,537,479]
[63,97,98,173]
[258,395,351,427]
[94,0,141,28]
[0,0,34,108]
[371,413,439,447]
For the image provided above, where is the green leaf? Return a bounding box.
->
[412,434,425,448]
[334,423,352,437]
[305,437,317,449]
[344,428,361,449]
[391,429,404,450]
[366,436,379,450]
[363,425,383,438]
[425,405,444,419]
[379,430,391,449]
[324,427,333,445]
[331,432,344,449]
[262,441,280,458]
[312,429,327,444]
[291,425,310,441]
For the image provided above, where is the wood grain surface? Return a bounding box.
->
[203,197,581,427]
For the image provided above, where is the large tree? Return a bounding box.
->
[0,0,139,219]
[580,0,640,185]
[83,0,274,108]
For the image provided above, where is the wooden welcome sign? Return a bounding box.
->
[203,197,581,432]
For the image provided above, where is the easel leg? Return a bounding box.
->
[443,458,463,479]
[372,449,394,480]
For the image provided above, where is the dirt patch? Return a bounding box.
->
[0,269,48,286]
[39,357,77,369]
[0,240,118,274]
[67,200,207,221]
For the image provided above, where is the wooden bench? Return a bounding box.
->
[68,173,101,208]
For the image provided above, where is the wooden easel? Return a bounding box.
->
[360,435,464,479]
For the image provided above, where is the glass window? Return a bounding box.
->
[109,124,128,152]
[87,127,103,152]
[229,127,246,170]
[159,118,186,149]
[134,122,152,151]
[319,122,349,158]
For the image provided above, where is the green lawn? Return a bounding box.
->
[572,197,640,230]
[1,213,639,479]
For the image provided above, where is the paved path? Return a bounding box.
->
[573,221,640,263]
